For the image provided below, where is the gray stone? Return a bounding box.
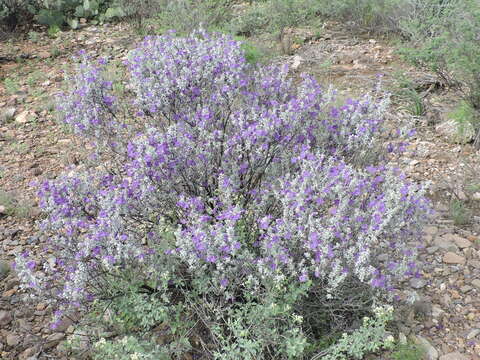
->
[434,237,458,251]
[0,310,12,326]
[439,352,470,360]
[6,333,21,347]
[436,119,475,144]
[412,335,438,360]
[467,328,480,340]
[427,246,439,254]
[471,279,480,290]
[410,278,426,289]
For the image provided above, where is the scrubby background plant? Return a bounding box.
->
[15,30,430,359]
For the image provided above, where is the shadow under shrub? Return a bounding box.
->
[15,30,430,359]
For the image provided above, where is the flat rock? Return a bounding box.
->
[0,107,15,123]
[410,278,426,289]
[439,352,470,360]
[436,119,475,144]
[434,236,458,251]
[453,236,472,248]
[443,252,466,265]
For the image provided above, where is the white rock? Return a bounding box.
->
[15,110,30,124]
[436,119,475,144]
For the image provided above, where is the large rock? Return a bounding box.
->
[412,335,438,360]
[436,119,475,144]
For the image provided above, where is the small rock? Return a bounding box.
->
[412,335,438,360]
[410,278,426,289]
[467,329,480,340]
[291,55,303,70]
[443,252,466,265]
[427,246,438,254]
[432,305,444,318]
[0,205,6,215]
[0,310,12,326]
[460,285,472,293]
[15,110,30,124]
[471,279,480,290]
[439,352,470,360]
[6,333,21,347]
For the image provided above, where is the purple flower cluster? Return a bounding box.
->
[15,31,430,325]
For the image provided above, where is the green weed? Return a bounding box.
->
[391,342,425,360]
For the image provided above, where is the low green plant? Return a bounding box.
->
[450,198,471,225]
[3,77,19,95]
[391,342,425,360]
[0,190,33,218]
[450,101,480,145]
[311,305,396,360]
[231,0,322,37]
[153,0,234,35]
[28,30,41,42]
[391,73,427,116]
[47,24,61,37]
[400,0,480,146]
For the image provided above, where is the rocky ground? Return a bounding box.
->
[0,21,479,359]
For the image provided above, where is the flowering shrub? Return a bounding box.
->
[16,30,430,358]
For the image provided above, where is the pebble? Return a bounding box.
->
[0,205,6,215]
[443,252,466,265]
